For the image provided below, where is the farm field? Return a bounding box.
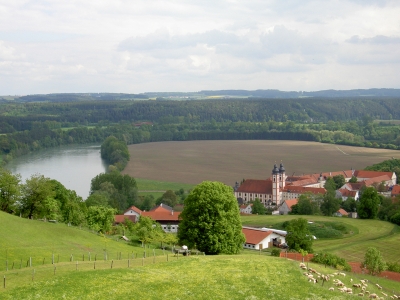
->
[241,215,400,263]
[123,140,400,186]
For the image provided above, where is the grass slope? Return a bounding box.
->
[241,215,400,263]
[1,256,358,300]
[0,211,163,269]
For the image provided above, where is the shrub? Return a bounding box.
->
[387,262,400,273]
[271,248,281,257]
[311,252,351,272]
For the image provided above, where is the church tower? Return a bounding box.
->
[272,163,280,206]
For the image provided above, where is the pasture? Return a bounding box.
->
[123,140,400,186]
[241,215,400,263]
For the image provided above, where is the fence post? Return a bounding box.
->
[111,260,113,269]
[128,259,130,268]
[30,257,32,267]
[3,275,5,288]
[76,261,78,271]
[52,253,54,264]
[54,266,56,275]
[89,252,91,261]
[94,262,96,269]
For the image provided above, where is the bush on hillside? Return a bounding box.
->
[271,248,281,257]
[311,252,351,272]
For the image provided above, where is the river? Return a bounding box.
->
[5,144,107,199]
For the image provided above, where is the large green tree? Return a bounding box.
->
[86,205,116,233]
[20,174,57,219]
[320,190,341,216]
[285,218,313,253]
[90,171,138,212]
[251,198,266,215]
[0,168,21,213]
[358,187,380,219]
[362,247,387,275]
[297,193,320,215]
[178,181,245,255]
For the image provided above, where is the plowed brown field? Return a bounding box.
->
[123,140,400,185]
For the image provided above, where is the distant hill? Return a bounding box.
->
[3,88,400,102]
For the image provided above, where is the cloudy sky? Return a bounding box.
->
[0,0,399,94]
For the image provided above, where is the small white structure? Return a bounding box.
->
[242,226,286,250]
[240,204,253,214]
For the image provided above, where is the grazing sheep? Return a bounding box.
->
[358,293,364,296]
[329,287,334,291]
[382,292,387,297]
[369,293,377,299]
[376,284,382,290]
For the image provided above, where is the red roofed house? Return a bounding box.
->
[392,185,400,198]
[334,208,349,217]
[115,204,181,233]
[336,189,359,201]
[240,204,252,214]
[242,227,286,250]
[278,199,298,215]
[142,204,181,233]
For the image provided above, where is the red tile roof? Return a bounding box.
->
[123,205,142,215]
[284,199,298,209]
[115,215,136,224]
[236,179,272,194]
[337,208,348,216]
[338,189,358,198]
[392,185,400,196]
[141,205,181,222]
[354,170,394,179]
[283,186,326,195]
[242,228,273,245]
[362,175,391,186]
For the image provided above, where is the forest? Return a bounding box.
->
[0,97,400,164]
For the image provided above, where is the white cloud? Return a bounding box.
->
[0,0,399,94]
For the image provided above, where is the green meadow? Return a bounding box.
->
[2,210,400,298]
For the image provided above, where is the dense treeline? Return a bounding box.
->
[1,98,400,133]
[101,136,130,171]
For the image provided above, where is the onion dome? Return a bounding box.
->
[272,164,279,174]
[279,163,285,173]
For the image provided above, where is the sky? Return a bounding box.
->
[0,0,399,95]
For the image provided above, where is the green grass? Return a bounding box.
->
[1,255,363,299]
[241,214,400,263]
[0,211,164,270]
[135,178,194,192]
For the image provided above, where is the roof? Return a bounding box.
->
[392,185,400,196]
[342,182,364,191]
[310,170,354,179]
[361,175,391,186]
[338,189,358,197]
[283,186,326,195]
[150,203,173,212]
[337,208,348,216]
[123,205,143,215]
[240,204,252,209]
[242,227,273,245]
[142,205,181,221]
[354,170,394,179]
[236,179,272,194]
[283,199,298,210]
[114,215,136,224]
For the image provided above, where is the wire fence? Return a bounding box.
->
[1,250,205,290]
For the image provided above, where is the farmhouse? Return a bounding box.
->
[240,203,252,214]
[234,162,397,208]
[242,226,286,250]
[114,203,181,232]
[278,199,298,215]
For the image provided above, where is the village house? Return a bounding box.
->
[114,203,181,232]
[242,226,286,250]
[278,199,298,215]
[239,204,252,214]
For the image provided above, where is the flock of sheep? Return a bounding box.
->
[299,262,399,299]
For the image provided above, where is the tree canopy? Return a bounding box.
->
[178,181,245,255]
[358,187,380,219]
[285,218,313,253]
[251,198,266,215]
[362,247,387,275]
